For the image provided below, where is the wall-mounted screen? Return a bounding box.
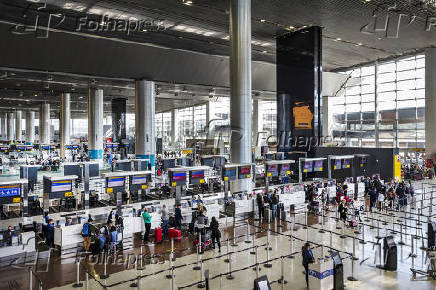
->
[343,159,351,168]
[107,177,125,188]
[334,159,341,170]
[303,161,313,172]
[314,160,323,172]
[222,168,237,181]
[131,175,149,185]
[267,164,278,176]
[172,172,186,181]
[238,165,251,179]
[0,185,20,197]
[190,170,204,180]
[51,180,72,192]
[279,164,291,175]
[360,157,367,167]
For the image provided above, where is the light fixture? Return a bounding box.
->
[357,43,362,46]
[289,26,295,29]
[336,38,342,41]
[262,50,267,53]
[183,0,193,6]
[260,19,266,23]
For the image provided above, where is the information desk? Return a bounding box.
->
[308,258,334,290]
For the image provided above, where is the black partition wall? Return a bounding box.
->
[313,147,399,181]
[276,26,322,152]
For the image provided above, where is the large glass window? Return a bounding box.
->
[332,54,425,148]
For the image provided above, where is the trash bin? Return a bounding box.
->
[383,236,397,271]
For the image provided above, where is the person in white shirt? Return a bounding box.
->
[353,197,362,222]
[378,192,385,211]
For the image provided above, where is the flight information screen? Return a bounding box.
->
[107,177,125,188]
[51,180,72,192]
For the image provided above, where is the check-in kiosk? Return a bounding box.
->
[43,175,77,214]
[298,157,327,183]
[168,167,188,206]
[0,180,28,219]
[129,171,152,202]
[224,164,253,217]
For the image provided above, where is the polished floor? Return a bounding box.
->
[2,181,436,290]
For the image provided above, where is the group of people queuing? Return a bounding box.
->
[256,189,280,221]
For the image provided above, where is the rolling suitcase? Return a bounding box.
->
[155,227,162,243]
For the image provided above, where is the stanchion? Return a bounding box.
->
[398,224,405,245]
[375,219,381,240]
[232,226,238,247]
[370,211,374,229]
[28,267,33,290]
[347,251,358,281]
[319,208,325,234]
[359,224,366,244]
[351,237,358,261]
[100,253,110,279]
[329,230,333,249]
[171,267,175,290]
[138,243,145,270]
[264,238,272,268]
[417,205,422,226]
[129,258,139,287]
[197,260,205,288]
[303,211,308,229]
[278,256,288,285]
[227,253,235,280]
[409,236,417,258]
[193,242,201,270]
[245,221,251,243]
[72,260,83,288]
[85,271,89,289]
[390,215,395,235]
[224,239,230,263]
[340,220,346,239]
[265,223,272,251]
[166,241,175,279]
[250,233,256,254]
[288,233,295,259]
[378,243,382,266]
[254,246,260,277]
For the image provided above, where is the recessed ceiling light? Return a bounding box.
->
[10,72,16,76]
[183,0,193,5]
[289,26,295,29]
[357,43,362,46]
[260,19,266,23]
[262,50,267,53]
[336,38,342,41]
[34,94,38,96]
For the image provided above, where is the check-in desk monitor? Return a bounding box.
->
[0,145,9,153]
[279,163,291,176]
[168,170,187,186]
[266,164,279,177]
[334,159,342,170]
[238,165,252,179]
[314,160,323,172]
[0,183,22,204]
[106,176,126,194]
[343,159,351,169]
[129,173,151,192]
[222,166,237,181]
[303,161,313,173]
[189,170,205,185]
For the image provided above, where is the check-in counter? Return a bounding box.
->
[289,184,306,206]
[226,198,251,216]
[123,216,143,238]
[344,182,355,196]
[356,182,365,197]
[54,223,83,251]
[0,231,36,267]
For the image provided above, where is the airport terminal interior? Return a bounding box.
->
[1,0,436,289]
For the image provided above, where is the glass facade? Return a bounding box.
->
[258,100,277,145]
[331,54,425,148]
[156,111,172,149]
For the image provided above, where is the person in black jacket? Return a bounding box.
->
[175,204,183,230]
[302,242,315,288]
[256,193,265,221]
[210,217,221,252]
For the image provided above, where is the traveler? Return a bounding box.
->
[161,204,169,236]
[82,218,93,251]
[175,204,183,230]
[256,193,265,221]
[109,226,118,253]
[46,219,55,248]
[142,208,152,242]
[210,216,221,252]
[65,217,73,226]
[302,242,315,288]
[338,200,347,223]
[271,191,279,219]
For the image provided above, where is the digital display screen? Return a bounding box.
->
[113,144,119,148]
[172,172,186,181]
[223,168,237,178]
[132,175,149,185]
[107,177,125,188]
[360,157,367,167]
[201,157,213,167]
[51,180,72,192]
[304,161,313,172]
[42,146,50,150]
[314,160,323,172]
[0,185,20,197]
[267,164,278,174]
[50,145,56,150]
[106,144,113,148]
[240,166,251,175]
[17,146,25,150]
[280,164,291,175]
[343,159,351,168]
[334,159,342,170]
[0,147,8,151]
[190,170,204,180]
[72,145,79,149]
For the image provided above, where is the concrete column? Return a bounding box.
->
[15,110,22,141]
[88,88,104,162]
[426,48,436,156]
[0,116,5,139]
[171,109,177,149]
[39,103,50,144]
[60,93,71,158]
[229,0,252,192]
[253,99,259,147]
[229,0,252,163]
[25,111,35,144]
[135,80,156,168]
[7,112,15,141]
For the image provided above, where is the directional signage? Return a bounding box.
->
[0,185,21,197]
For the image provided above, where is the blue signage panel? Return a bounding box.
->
[0,185,21,197]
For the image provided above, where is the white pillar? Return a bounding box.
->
[7,112,15,141]
[0,116,5,139]
[88,88,104,162]
[426,48,436,157]
[253,99,259,147]
[25,111,35,144]
[60,93,71,158]
[39,103,50,144]
[135,80,156,168]
[171,109,177,149]
[15,110,22,141]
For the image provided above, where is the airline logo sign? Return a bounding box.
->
[0,185,21,197]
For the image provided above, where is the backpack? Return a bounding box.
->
[82,223,90,237]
